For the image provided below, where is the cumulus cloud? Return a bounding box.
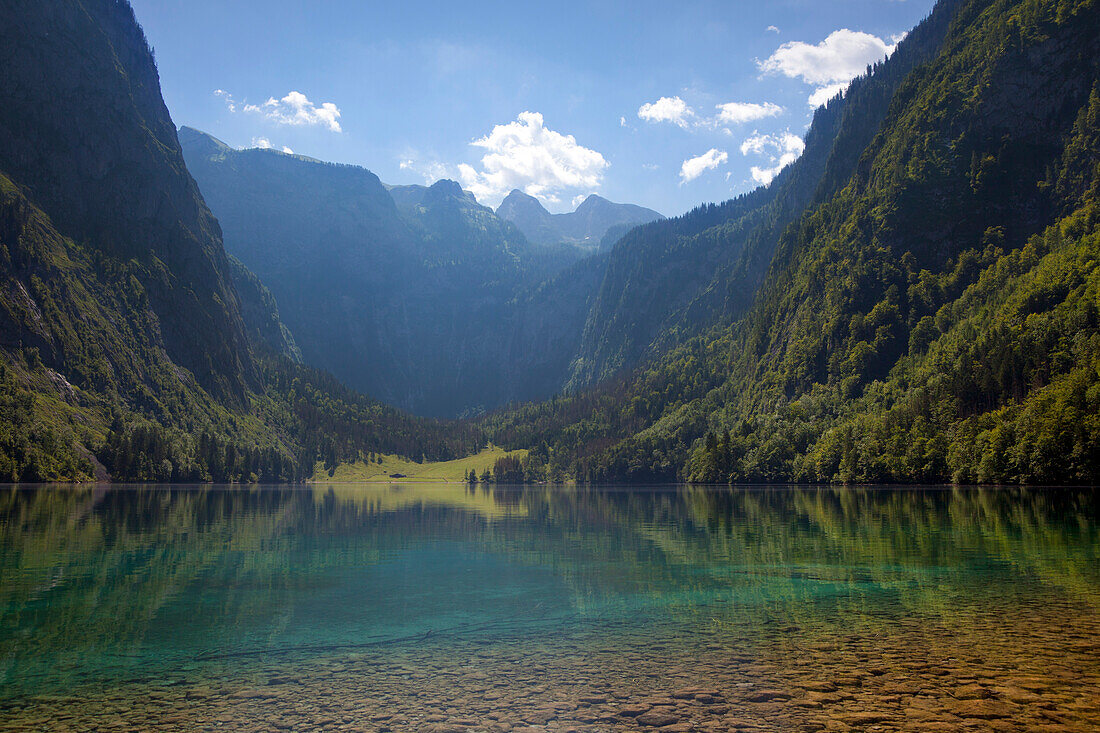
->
[638,96,695,128]
[242,91,342,132]
[680,148,728,183]
[456,111,608,207]
[760,29,899,106]
[715,102,784,125]
[740,131,805,185]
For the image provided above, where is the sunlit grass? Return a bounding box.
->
[312,445,528,483]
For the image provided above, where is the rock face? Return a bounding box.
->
[182,130,598,416]
[225,256,302,364]
[496,189,663,249]
[0,0,254,401]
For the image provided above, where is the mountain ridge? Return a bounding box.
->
[496,188,663,250]
[181,128,598,417]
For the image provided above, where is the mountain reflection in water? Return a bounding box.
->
[0,484,1097,731]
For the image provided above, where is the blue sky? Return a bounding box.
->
[131,0,937,216]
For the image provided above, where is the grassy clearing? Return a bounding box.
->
[312,445,527,483]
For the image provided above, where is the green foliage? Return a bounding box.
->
[565,0,963,392]
[485,0,1100,487]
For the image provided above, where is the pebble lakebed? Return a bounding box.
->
[2,597,1097,732]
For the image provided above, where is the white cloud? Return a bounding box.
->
[760,29,899,106]
[248,137,293,155]
[243,91,342,132]
[715,102,784,125]
[399,158,449,185]
[456,111,608,207]
[740,131,805,185]
[214,89,237,112]
[638,96,695,128]
[637,96,784,131]
[807,83,848,108]
[620,116,627,127]
[680,148,728,183]
[767,25,780,34]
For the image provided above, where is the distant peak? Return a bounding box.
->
[497,188,550,217]
[429,178,464,196]
[574,193,610,213]
[177,126,231,154]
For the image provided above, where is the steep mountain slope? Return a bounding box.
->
[496,190,561,245]
[496,190,663,249]
[0,0,480,481]
[487,0,1100,485]
[565,0,964,391]
[182,132,594,416]
[0,0,254,402]
[226,255,302,364]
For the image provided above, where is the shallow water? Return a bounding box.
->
[0,484,1097,732]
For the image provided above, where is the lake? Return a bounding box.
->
[0,484,1097,731]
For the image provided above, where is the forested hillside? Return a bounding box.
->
[488,0,1100,486]
[0,0,481,482]
[565,0,964,391]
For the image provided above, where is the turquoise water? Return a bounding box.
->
[1,484,1098,731]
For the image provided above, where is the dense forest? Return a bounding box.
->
[486,0,1100,486]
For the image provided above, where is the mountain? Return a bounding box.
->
[496,190,561,245]
[225,255,302,364]
[181,132,594,417]
[496,190,663,250]
[563,0,965,391]
[0,0,255,404]
[486,0,1100,486]
[0,0,480,481]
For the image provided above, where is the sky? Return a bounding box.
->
[130,0,937,216]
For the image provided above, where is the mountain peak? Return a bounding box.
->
[429,178,464,197]
[496,189,661,247]
[177,126,233,158]
[574,194,610,213]
[499,188,547,211]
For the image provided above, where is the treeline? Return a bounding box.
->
[461,445,553,484]
[99,421,298,483]
[95,356,485,483]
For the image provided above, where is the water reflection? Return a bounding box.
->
[0,484,1097,711]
